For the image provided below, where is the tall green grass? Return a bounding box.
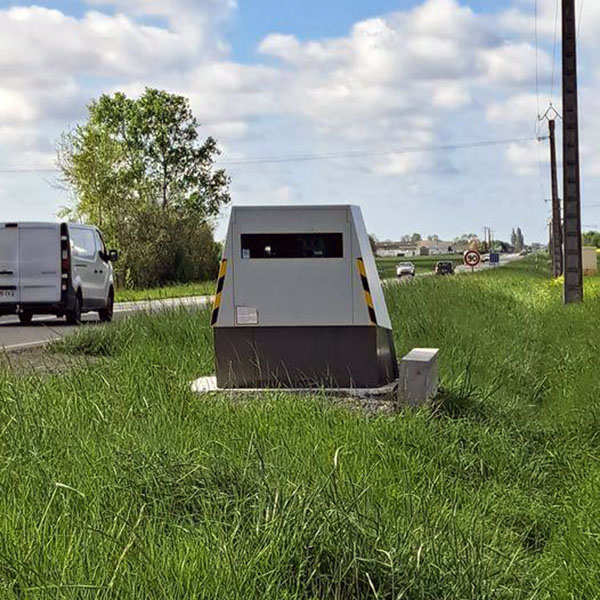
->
[0,256,598,598]
[115,280,215,303]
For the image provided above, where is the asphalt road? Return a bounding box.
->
[0,296,213,352]
[385,253,524,283]
[454,252,523,273]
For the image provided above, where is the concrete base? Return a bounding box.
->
[191,375,398,399]
[213,326,398,389]
[398,348,439,407]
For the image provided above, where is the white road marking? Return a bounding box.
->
[1,295,214,352]
[2,340,51,351]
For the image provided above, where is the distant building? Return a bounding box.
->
[375,241,419,257]
[375,239,465,258]
[418,240,459,256]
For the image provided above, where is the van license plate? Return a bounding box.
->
[0,291,15,298]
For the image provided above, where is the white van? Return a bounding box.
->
[0,222,118,325]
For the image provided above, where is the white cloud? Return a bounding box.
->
[232,182,298,206]
[0,7,188,81]
[86,0,236,55]
[0,0,553,162]
[432,83,472,109]
[500,1,557,38]
[479,41,550,86]
[0,88,36,122]
[373,152,434,177]
[486,93,541,131]
[507,141,545,176]
[259,34,303,63]
[1,0,600,242]
[250,0,537,175]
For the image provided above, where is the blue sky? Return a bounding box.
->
[0,0,507,50]
[231,0,428,60]
[232,1,516,65]
[0,0,599,242]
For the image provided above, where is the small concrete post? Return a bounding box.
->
[582,247,598,276]
[398,348,439,407]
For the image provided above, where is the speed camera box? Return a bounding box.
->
[210,205,398,389]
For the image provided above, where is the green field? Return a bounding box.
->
[376,254,463,278]
[0,257,599,598]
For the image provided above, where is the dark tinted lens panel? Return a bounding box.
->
[241,233,343,259]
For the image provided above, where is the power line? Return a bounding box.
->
[0,137,544,172]
[217,137,544,166]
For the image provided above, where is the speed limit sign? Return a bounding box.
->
[464,250,481,269]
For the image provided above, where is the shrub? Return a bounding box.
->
[119,206,221,289]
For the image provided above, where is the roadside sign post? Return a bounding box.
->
[464,250,481,272]
[490,252,500,267]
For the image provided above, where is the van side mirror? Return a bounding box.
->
[108,249,119,262]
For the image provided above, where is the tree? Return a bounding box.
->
[495,240,511,253]
[411,233,422,243]
[58,88,230,288]
[368,233,378,255]
[427,234,439,242]
[510,229,517,248]
[515,227,524,252]
[454,233,478,245]
[583,231,600,247]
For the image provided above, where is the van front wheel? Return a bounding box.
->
[99,290,114,323]
[18,312,33,325]
[66,294,82,325]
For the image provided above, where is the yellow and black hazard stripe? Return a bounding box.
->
[357,258,377,326]
[211,259,228,326]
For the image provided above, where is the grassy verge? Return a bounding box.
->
[115,281,214,303]
[376,254,463,278]
[0,257,599,597]
[114,253,596,303]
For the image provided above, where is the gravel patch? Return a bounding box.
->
[0,347,102,376]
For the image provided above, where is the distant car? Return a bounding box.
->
[396,261,416,277]
[482,254,490,263]
[434,261,454,276]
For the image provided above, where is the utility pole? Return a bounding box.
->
[548,119,563,277]
[483,227,493,253]
[562,0,583,303]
